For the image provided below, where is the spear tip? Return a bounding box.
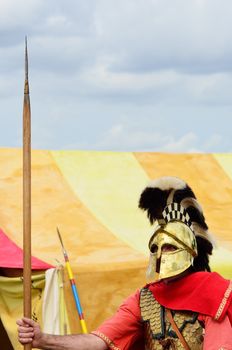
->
[57,227,65,250]
[25,36,29,82]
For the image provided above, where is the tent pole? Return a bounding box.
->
[23,37,32,350]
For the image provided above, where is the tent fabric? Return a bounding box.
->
[0,268,69,349]
[0,273,45,350]
[0,148,231,333]
[0,228,53,270]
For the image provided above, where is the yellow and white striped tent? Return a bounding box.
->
[0,148,231,336]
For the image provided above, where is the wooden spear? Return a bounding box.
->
[23,37,32,350]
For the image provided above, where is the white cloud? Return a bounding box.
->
[204,134,222,151]
[92,124,201,153]
[0,0,42,29]
[160,133,201,153]
[98,0,232,74]
[0,0,232,152]
[45,15,68,28]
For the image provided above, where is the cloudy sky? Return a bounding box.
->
[1,0,232,152]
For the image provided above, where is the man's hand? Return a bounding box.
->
[17,317,43,348]
[17,318,108,350]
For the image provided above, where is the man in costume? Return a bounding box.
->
[17,176,232,349]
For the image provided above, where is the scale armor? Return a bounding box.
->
[140,287,204,350]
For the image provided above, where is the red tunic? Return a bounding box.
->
[92,272,232,350]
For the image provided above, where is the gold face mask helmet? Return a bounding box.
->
[139,176,213,281]
[147,220,197,281]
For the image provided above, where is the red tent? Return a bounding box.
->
[0,228,53,270]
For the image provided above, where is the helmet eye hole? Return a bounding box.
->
[162,244,177,252]
[150,244,158,253]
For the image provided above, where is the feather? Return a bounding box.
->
[148,176,186,191]
[139,176,211,240]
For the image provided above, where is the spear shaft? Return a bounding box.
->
[57,227,88,334]
[23,37,32,350]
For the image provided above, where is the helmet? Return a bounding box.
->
[139,176,213,281]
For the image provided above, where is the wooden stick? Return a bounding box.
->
[23,37,32,350]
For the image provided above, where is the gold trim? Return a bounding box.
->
[91,331,120,350]
[215,280,232,320]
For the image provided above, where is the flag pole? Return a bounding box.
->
[23,36,32,350]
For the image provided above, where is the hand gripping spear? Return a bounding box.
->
[23,37,32,350]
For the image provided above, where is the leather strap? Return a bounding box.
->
[166,309,191,350]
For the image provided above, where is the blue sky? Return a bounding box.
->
[1,0,232,152]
